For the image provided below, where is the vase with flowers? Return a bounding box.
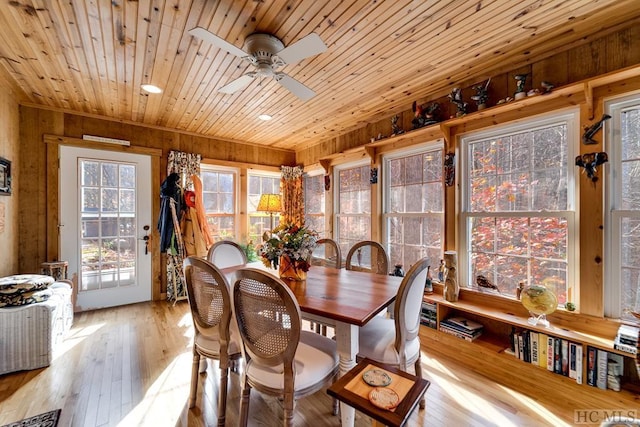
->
[259,223,318,281]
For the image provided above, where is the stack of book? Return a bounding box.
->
[420,301,437,329]
[613,324,639,355]
[439,316,484,342]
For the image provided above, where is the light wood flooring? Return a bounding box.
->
[0,301,638,427]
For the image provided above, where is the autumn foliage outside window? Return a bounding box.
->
[461,114,578,305]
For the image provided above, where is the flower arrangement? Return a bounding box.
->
[259,223,318,274]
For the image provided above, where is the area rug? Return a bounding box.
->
[1,409,61,427]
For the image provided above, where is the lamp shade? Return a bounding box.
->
[257,194,282,213]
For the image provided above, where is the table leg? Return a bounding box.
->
[335,321,359,427]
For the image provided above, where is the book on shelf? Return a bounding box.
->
[561,340,569,376]
[530,331,539,365]
[518,333,524,361]
[587,346,597,387]
[617,324,640,344]
[546,336,555,372]
[607,353,624,392]
[576,345,583,385]
[538,333,548,369]
[524,330,531,363]
[553,338,562,374]
[569,342,577,379]
[596,349,608,390]
[613,336,638,355]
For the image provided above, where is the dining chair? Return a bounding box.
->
[183,256,243,426]
[207,240,248,268]
[356,257,429,409]
[232,268,339,427]
[345,240,389,275]
[310,238,342,269]
[310,238,342,335]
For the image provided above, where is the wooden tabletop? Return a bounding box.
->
[327,358,431,427]
[222,263,402,326]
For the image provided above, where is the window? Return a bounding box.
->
[335,163,370,256]
[304,173,325,236]
[201,166,238,241]
[606,94,640,320]
[383,145,444,271]
[460,112,578,303]
[248,172,281,242]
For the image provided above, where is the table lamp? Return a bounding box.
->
[257,193,282,230]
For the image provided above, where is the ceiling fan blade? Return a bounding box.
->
[219,74,255,94]
[276,73,316,101]
[276,33,327,64]
[188,27,248,58]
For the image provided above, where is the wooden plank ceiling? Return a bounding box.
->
[0,0,639,151]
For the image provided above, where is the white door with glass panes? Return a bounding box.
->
[60,146,152,311]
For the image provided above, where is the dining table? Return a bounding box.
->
[221,262,403,427]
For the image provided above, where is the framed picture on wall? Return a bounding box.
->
[0,157,11,195]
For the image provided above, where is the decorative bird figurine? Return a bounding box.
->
[575,152,608,182]
[476,274,501,293]
[540,81,554,94]
[582,114,611,145]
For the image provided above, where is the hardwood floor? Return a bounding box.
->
[0,301,637,427]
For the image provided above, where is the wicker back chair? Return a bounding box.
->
[310,238,342,269]
[232,268,339,426]
[206,240,248,268]
[183,256,242,425]
[345,240,389,275]
[357,257,430,409]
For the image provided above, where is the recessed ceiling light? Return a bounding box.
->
[258,114,272,121]
[141,84,162,94]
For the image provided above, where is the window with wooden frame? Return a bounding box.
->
[459,111,578,305]
[335,162,371,257]
[303,173,325,237]
[605,93,640,321]
[200,165,238,242]
[248,171,281,242]
[382,144,444,272]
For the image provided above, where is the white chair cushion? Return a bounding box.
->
[246,330,338,391]
[211,246,245,269]
[357,316,421,366]
[195,321,242,356]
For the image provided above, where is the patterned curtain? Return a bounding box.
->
[165,150,201,302]
[281,166,304,227]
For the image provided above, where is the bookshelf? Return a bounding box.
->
[420,287,640,395]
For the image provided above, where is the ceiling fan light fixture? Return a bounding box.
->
[141,84,162,94]
[258,114,272,121]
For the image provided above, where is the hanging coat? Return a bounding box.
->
[158,172,182,253]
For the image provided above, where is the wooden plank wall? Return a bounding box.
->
[296,24,640,165]
[0,69,21,277]
[17,108,296,298]
[296,24,640,318]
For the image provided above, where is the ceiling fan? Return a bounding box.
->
[189,27,327,101]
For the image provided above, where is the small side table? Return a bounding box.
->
[41,261,68,281]
[327,358,430,427]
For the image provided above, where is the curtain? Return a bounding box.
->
[281,166,304,227]
[165,150,201,302]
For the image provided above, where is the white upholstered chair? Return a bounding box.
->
[183,256,242,426]
[207,240,248,268]
[357,257,429,409]
[232,268,339,426]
